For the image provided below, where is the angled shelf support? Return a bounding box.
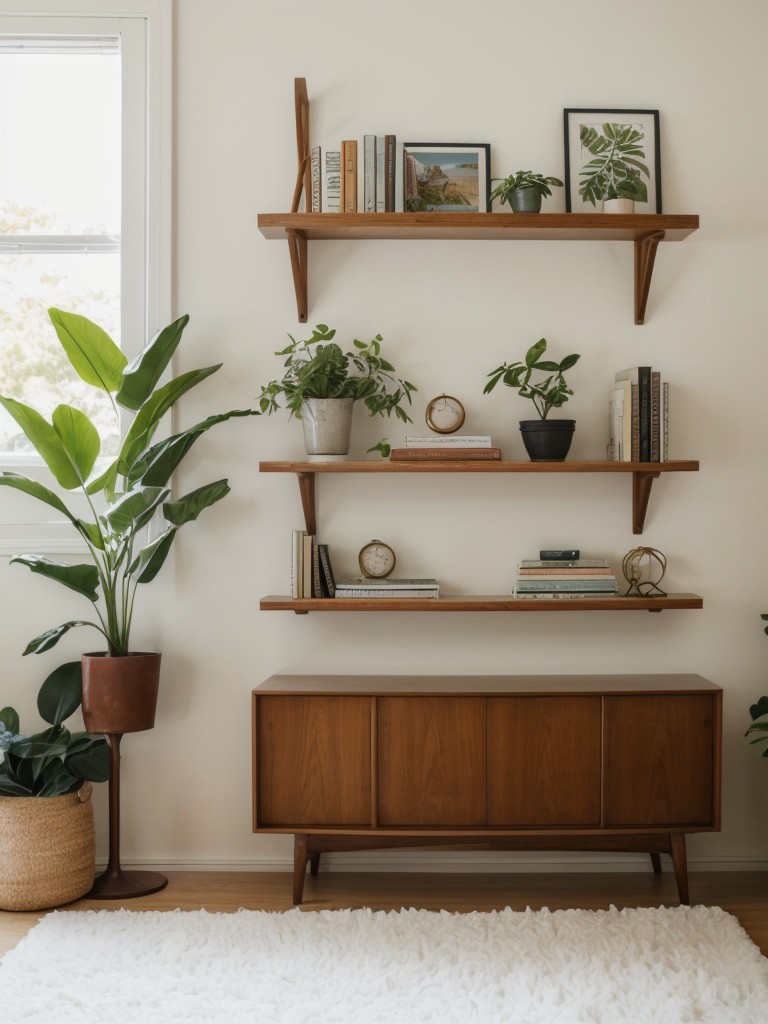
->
[634,230,665,325]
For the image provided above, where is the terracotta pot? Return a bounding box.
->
[81,652,161,734]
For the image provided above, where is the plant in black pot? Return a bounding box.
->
[489,170,564,213]
[484,338,580,461]
[257,323,417,458]
[0,661,109,910]
[0,307,258,898]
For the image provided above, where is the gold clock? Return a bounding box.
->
[358,539,396,578]
[425,394,465,434]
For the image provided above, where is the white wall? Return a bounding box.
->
[2,0,767,874]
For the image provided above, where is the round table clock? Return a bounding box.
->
[425,394,465,434]
[358,539,396,578]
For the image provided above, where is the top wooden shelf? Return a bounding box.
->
[256,212,699,326]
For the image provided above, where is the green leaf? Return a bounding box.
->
[0,397,82,490]
[163,479,230,527]
[9,735,68,761]
[22,621,95,656]
[48,307,127,392]
[0,706,20,733]
[127,526,177,583]
[10,555,100,601]
[35,762,80,797]
[51,404,100,484]
[102,486,169,536]
[37,661,83,728]
[116,314,190,411]
[65,735,110,783]
[0,774,33,796]
[525,339,547,367]
[0,471,78,523]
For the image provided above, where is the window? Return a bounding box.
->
[0,3,171,552]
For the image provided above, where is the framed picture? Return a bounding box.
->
[563,109,661,213]
[403,143,491,213]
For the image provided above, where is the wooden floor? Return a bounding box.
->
[2,869,767,957]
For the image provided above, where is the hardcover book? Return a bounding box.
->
[363,135,376,212]
[323,149,341,213]
[403,435,493,448]
[389,447,502,461]
[341,140,357,212]
[615,366,651,461]
[317,543,336,597]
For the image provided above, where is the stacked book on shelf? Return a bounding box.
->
[311,134,398,214]
[389,436,501,462]
[291,530,336,598]
[514,558,619,600]
[609,365,669,462]
[334,578,440,599]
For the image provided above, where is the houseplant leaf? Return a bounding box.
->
[22,621,95,656]
[48,307,127,392]
[163,479,231,527]
[116,314,190,411]
[51,404,100,484]
[133,410,255,488]
[65,735,110,783]
[0,472,78,523]
[0,398,83,490]
[127,527,177,584]
[37,661,83,728]
[9,556,100,601]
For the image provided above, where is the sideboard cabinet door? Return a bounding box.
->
[487,696,602,826]
[377,697,486,826]
[255,696,372,826]
[603,695,716,827]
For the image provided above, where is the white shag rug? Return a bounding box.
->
[1,905,767,1023]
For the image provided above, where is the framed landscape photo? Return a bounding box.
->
[563,109,661,213]
[403,143,491,213]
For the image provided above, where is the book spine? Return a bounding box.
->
[403,436,492,447]
[631,384,640,461]
[650,370,661,462]
[516,581,618,591]
[389,448,501,461]
[291,529,305,598]
[520,560,605,569]
[335,589,439,599]
[302,533,315,598]
[539,549,580,561]
[310,146,322,213]
[375,136,386,212]
[517,569,615,577]
[323,150,341,213]
[363,135,376,212]
[662,381,669,461]
[317,543,336,597]
[638,366,651,461]
[341,140,357,213]
[515,591,618,600]
[384,134,396,211]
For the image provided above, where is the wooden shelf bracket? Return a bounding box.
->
[632,470,661,534]
[634,230,665,325]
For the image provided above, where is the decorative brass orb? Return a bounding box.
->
[622,546,667,597]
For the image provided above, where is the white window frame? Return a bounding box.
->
[0,0,172,553]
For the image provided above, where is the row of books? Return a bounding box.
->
[609,366,669,463]
[291,530,336,598]
[334,578,440,599]
[389,435,502,462]
[514,557,619,599]
[310,135,398,214]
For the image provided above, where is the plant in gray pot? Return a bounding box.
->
[578,123,649,212]
[257,324,417,459]
[0,661,109,910]
[489,170,564,213]
[0,307,259,898]
[484,338,580,461]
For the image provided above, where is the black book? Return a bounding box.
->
[317,543,336,598]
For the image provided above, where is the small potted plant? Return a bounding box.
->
[578,123,649,212]
[489,170,564,213]
[257,324,417,458]
[483,338,580,460]
[0,661,109,910]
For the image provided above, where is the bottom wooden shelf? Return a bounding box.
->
[260,593,703,614]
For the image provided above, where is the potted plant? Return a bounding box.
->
[483,338,580,460]
[0,661,109,910]
[0,307,258,897]
[257,323,417,458]
[489,171,564,213]
[745,613,768,756]
[578,123,650,212]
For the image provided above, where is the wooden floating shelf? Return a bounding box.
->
[260,594,703,614]
[259,459,700,536]
[256,211,699,325]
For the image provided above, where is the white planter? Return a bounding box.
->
[603,198,635,214]
[301,397,354,459]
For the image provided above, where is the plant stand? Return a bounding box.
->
[87,733,167,899]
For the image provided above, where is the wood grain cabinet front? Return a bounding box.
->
[252,675,722,905]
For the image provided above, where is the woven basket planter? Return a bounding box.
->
[0,783,95,911]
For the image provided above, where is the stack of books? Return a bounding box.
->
[389,435,501,462]
[334,577,440,599]
[291,530,336,598]
[514,558,618,599]
[311,135,398,214]
[609,366,669,463]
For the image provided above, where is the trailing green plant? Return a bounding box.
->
[489,170,563,206]
[578,123,649,206]
[745,613,768,756]
[484,338,580,420]
[257,324,417,422]
[0,308,258,657]
[0,662,109,796]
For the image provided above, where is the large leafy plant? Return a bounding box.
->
[0,662,109,796]
[489,170,563,206]
[578,122,650,206]
[257,324,417,422]
[0,308,256,657]
[746,613,768,756]
[484,338,580,420]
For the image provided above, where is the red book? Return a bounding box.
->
[389,447,502,461]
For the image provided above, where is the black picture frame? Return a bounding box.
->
[563,109,661,213]
[403,143,491,213]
